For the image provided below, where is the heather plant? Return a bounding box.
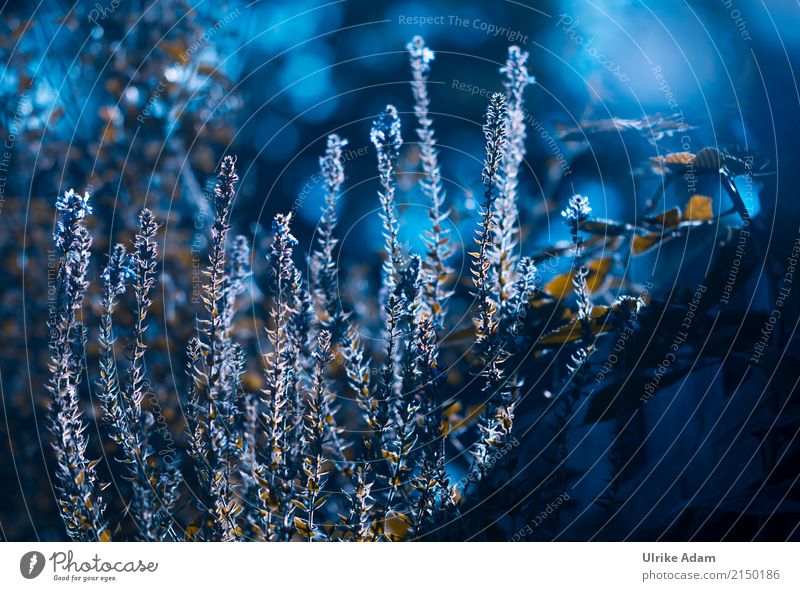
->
[97,210,181,541]
[311,134,350,344]
[468,93,518,480]
[366,104,406,468]
[563,193,595,377]
[259,212,300,540]
[184,155,249,541]
[494,45,534,315]
[41,39,628,542]
[547,194,596,510]
[293,330,334,541]
[31,33,780,543]
[48,189,107,542]
[341,466,375,542]
[407,35,453,325]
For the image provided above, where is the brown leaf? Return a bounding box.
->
[682,195,714,223]
[632,232,665,255]
[544,258,612,297]
[643,207,681,229]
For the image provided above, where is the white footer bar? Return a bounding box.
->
[1,542,796,590]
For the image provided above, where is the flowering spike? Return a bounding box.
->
[312,134,350,342]
[494,45,534,312]
[407,36,453,325]
[371,105,404,282]
[48,189,107,541]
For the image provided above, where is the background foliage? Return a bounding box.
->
[1,0,800,541]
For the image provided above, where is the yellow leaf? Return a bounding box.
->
[384,512,411,541]
[543,271,572,298]
[644,207,681,229]
[453,404,484,433]
[662,151,695,165]
[632,232,664,255]
[294,517,312,538]
[586,258,612,292]
[543,258,612,297]
[440,419,451,436]
[381,450,399,464]
[442,401,462,419]
[682,195,714,222]
[650,151,695,173]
